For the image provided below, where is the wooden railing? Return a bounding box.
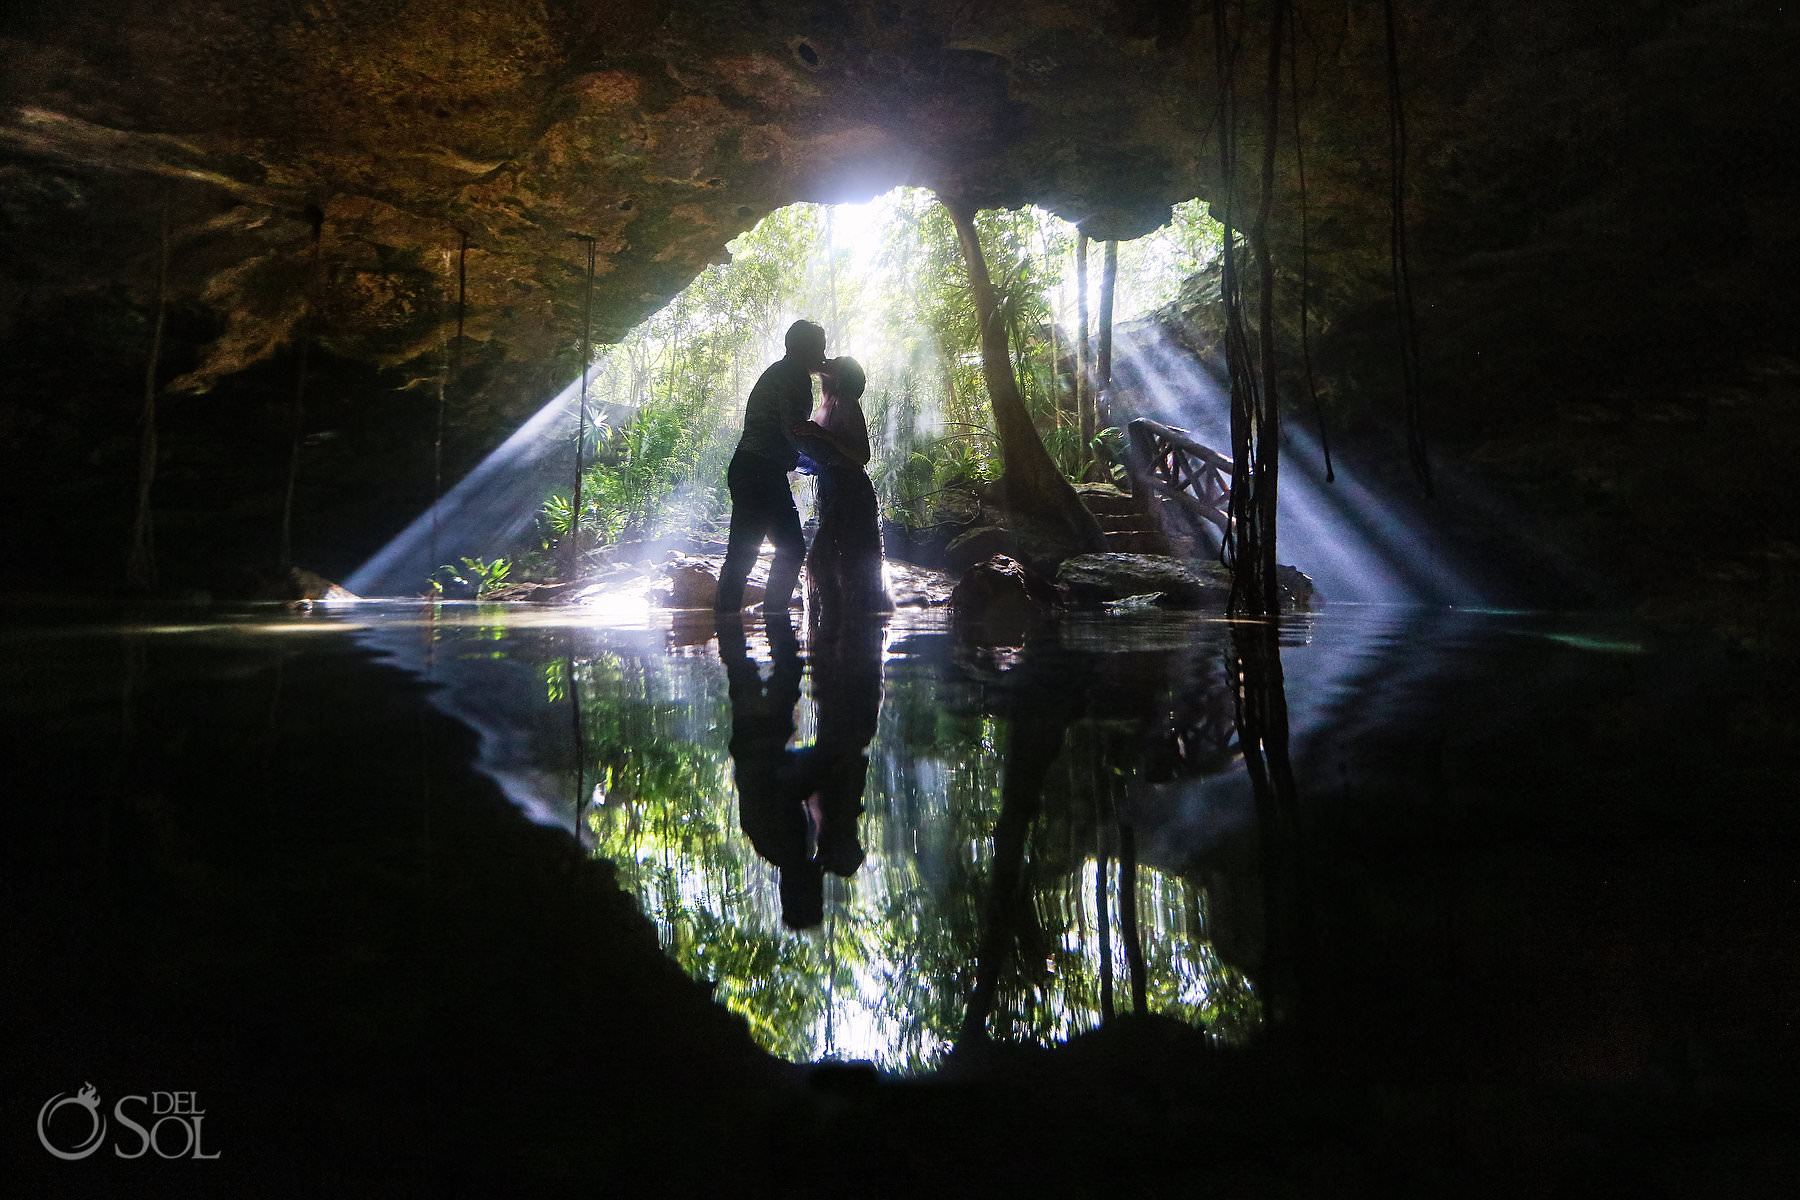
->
[1125,418,1233,537]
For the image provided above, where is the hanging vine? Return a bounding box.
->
[1217,0,1289,617]
[1288,0,1334,483]
[1384,0,1433,497]
[278,202,325,572]
[127,186,170,592]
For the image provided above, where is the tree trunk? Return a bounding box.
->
[1119,820,1149,1014]
[941,195,1105,558]
[825,205,840,351]
[1096,820,1114,1022]
[1096,241,1117,401]
[1090,239,1119,482]
[1075,231,1094,466]
[1040,229,1066,444]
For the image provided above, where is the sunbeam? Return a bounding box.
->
[346,377,590,596]
[1109,320,1481,605]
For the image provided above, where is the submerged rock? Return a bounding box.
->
[483,580,578,603]
[1102,593,1176,614]
[661,563,722,609]
[1277,565,1317,611]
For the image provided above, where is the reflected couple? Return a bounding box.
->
[719,612,883,929]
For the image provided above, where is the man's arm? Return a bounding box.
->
[791,420,869,467]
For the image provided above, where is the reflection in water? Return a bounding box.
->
[718,613,876,928]
[354,603,1269,1069]
[1231,618,1306,1038]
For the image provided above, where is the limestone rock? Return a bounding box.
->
[950,554,1055,633]
[3,1,1796,615]
[1055,554,1227,610]
[883,562,955,608]
[287,567,358,602]
[944,526,1017,574]
[1277,566,1317,611]
[660,563,721,609]
[656,560,764,610]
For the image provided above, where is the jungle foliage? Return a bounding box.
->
[534,192,1220,556]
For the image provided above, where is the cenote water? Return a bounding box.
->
[12,599,1768,1054]
[10,597,1795,1194]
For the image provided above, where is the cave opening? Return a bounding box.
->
[348,189,1244,600]
[350,186,1467,606]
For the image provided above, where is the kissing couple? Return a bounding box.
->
[714,319,890,626]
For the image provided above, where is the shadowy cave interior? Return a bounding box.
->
[5,2,1798,1196]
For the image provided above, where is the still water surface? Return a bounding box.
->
[15,597,1762,1088]
[17,591,1798,1200]
[314,598,1681,1072]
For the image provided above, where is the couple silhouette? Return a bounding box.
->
[715,320,889,626]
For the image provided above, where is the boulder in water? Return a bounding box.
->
[1055,553,1225,609]
[660,563,721,608]
[944,525,1016,573]
[950,554,1056,639]
[656,560,764,609]
[282,567,358,602]
[1056,553,1317,611]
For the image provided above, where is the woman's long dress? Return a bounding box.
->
[800,399,890,621]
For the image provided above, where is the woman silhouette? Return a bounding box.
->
[791,355,890,627]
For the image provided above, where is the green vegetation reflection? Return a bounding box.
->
[554,625,1259,1070]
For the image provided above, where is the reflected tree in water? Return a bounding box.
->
[523,615,1262,1069]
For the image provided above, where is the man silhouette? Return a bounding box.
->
[715,319,827,613]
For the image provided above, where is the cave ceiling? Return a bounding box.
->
[2,0,1795,427]
[1,0,1220,395]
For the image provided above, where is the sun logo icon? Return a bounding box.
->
[37,1082,107,1160]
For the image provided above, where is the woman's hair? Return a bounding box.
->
[819,355,866,403]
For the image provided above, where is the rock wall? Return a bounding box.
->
[2,1,1796,604]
